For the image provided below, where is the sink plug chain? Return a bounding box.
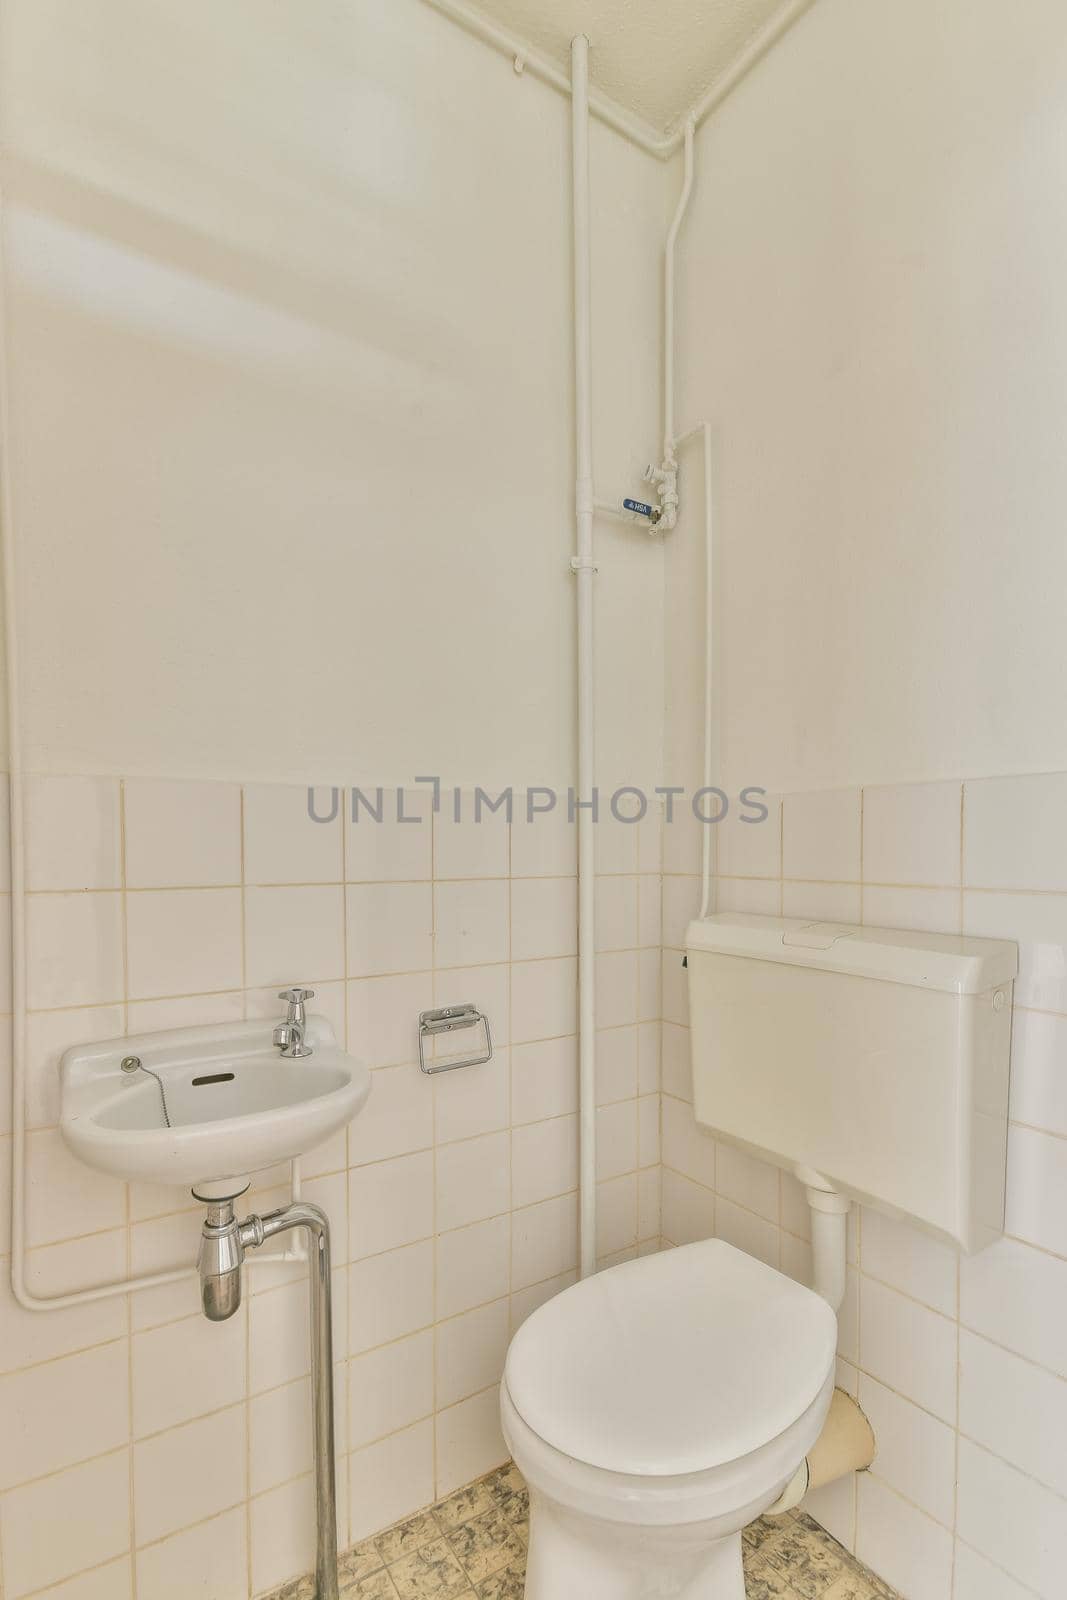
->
[121,1055,172,1129]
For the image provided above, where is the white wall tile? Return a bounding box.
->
[134,1405,246,1544]
[347,971,432,1068]
[249,1474,315,1596]
[859,1277,958,1423]
[24,1127,126,1247]
[661,1095,715,1187]
[638,876,662,949]
[960,1235,1067,1380]
[661,1169,714,1246]
[346,881,432,978]
[124,779,240,888]
[715,1142,778,1223]
[964,773,1067,892]
[963,890,1067,1012]
[953,1542,1040,1600]
[346,788,432,882]
[511,1192,578,1289]
[862,782,961,887]
[434,1386,506,1498]
[1005,1123,1067,1257]
[135,1506,247,1600]
[510,803,576,877]
[434,879,509,969]
[435,1215,510,1320]
[347,1063,433,1166]
[244,782,342,884]
[0,1232,126,1374]
[859,1374,956,1527]
[249,1378,312,1494]
[715,1197,777,1268]
[595,812,639,876]
[597,1173,637,1256]
[434,800,508,880]
[860,1206,958,1317]
[782,880,862,922]
[0,1449,130,1599]
[349,1330,434,1448]
[715,876,780,914]
[510,1270,576,1332]
[638,1094,660,1168]
[959,1329,1067,1497]
[126,888,243,998]
[349,1240,434,1356]
[23,1557,134,1600]
[511,877,576,962]
[596,1024,638,1105]
[244,884,344,987]
[435,1298,510,1409]
[349,1151,433,1260]
[26,890,123,1008]
[595,949,638,1029]
[511,957,576,1043]
[783,789,861,882]
[801,1472,854,1551]
[434,1048,508,1144]
[24,775,122,891]
[511,1036,577,1125]
[132,1309,245,1436]
[349,1420,434,1543]
[23,1007,124,1129]
[435,1130,509,1232]
[661,874,700,950]
[861,885,961,934]
[0,1338,129,1490]
[717,795,781,879]
[855,1474,953,1600]
[512,1115,578,1209]
[1009,1007,1067,1137]
[595,875,638,952]
[957,1436,1067,1599]
[596,1100,638,1182]
[638,1166,661,1239]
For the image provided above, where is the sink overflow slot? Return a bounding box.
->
[191,1072,235,1087]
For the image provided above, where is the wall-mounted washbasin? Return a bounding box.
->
[60,1015,370,1197]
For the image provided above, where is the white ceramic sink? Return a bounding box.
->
[60,1016,371,1195]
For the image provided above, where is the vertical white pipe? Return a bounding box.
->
[571,33,597,1280]
[663,119,695,462]
[698,421,714,919]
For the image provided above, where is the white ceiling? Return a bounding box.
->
[451,0,805,130]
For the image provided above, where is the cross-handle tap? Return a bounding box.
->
[274,987,316,1058]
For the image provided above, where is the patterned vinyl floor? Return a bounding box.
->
[268,1462,901,1599]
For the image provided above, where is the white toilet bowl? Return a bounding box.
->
[501,1239,838,1599]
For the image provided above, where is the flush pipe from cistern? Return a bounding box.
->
[766,1172,875,1516]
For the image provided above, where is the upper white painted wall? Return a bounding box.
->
[669,0,1067,795]
[0,0,666,791]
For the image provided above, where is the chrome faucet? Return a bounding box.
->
[273,987,315,1058]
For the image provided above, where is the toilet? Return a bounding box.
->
[502,1239,837,1599]
[501,911,1018,1599]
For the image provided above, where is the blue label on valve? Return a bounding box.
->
[623,499,655,518]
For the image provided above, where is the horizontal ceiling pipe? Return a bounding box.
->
[421,0,820,158]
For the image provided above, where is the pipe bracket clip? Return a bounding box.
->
[570,555,597,574]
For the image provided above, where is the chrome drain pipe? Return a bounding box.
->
[196,1195,338,1600]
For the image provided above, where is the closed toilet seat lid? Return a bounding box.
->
[504,1240,838,1477]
